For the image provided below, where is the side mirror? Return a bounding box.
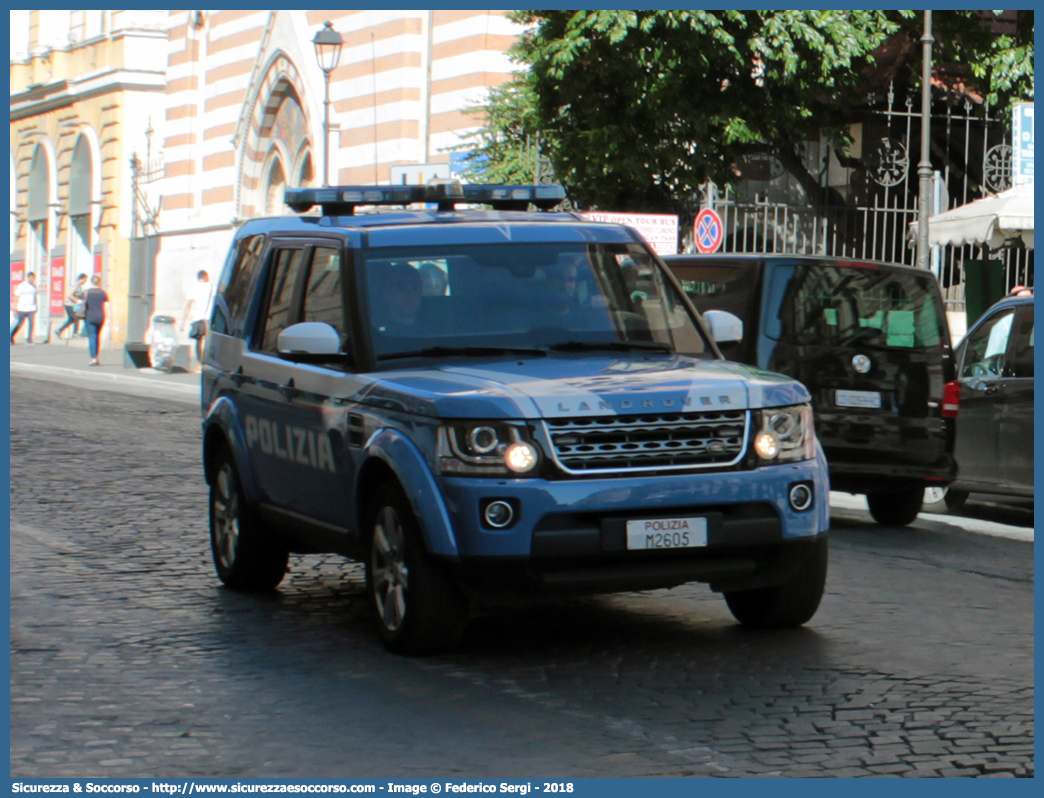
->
[277,322,343,357]
[702,310,743,343]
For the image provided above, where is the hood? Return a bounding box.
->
[357,354,810,419]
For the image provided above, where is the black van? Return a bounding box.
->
[663,254,959,526]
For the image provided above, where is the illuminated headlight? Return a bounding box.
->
[754,403,815,464]
[505,442,538,473]
[438,422,541,476]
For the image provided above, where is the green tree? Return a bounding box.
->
[465,10,1033,217]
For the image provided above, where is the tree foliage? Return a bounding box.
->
[465,10,1034,216]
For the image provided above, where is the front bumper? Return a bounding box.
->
[433,459,829,595]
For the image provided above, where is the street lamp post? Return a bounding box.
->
[916,11,934,270]
[313,21,344,188]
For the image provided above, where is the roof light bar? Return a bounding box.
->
[284,182,566,215]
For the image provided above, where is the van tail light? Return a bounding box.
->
[942,381,960,418]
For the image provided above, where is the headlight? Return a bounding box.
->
[754,403,815,464]
[438,422,541,476]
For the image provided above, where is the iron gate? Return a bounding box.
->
[713,86,1033,312]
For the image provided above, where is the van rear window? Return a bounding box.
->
[762,263,944,349]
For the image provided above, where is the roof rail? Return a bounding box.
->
[284,181,566,215]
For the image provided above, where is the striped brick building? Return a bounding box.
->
[11,10,525,342]
[156,9,524,326]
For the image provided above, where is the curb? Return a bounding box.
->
[10,360,199,398]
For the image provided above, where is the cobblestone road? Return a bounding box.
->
[9,376,1033,778]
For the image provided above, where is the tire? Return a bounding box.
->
[209,448,288,591]
[866,488,923,526]
[724,536,828,629]
[365,482,469,655]
[922,487,969,514]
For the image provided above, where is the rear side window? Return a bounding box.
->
[762,263,944,349]
[258,248,305,352]
[215,234,265,335]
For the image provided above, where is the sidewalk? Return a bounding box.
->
[9,338,200,403]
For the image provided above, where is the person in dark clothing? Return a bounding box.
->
[83,274,109,365]
[55,273,89,339]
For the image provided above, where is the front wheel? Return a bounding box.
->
[209,449,288,591]
[724,537,828,628]
[866,488,923,526]
[365,482,468,655]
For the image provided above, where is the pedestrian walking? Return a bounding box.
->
[83,274,109,366]
[10,272,38,345]
[181,270,215,372]
[55,273,89,340]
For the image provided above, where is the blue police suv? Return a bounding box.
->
[200,182,830,654]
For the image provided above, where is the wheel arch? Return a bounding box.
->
[202,396,261,503]
[355,429,459,558]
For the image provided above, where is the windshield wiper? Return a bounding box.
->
[378,346,549,361]
[546,340,673,353]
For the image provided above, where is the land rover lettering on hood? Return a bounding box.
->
[199,183,830,655]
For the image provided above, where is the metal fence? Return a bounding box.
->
[714,88,1033,312]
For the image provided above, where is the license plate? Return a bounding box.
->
[626,517,708,550]
[836,389,882,409]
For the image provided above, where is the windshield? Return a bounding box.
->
[762,262,945,349]
[363,242,711,361]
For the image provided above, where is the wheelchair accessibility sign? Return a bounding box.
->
[694,209,724,253]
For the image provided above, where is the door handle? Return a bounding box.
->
[230,366,248,386]
[278,378,298,400]
[983,384,999,395]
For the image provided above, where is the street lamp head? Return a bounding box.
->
[313,21,343,74]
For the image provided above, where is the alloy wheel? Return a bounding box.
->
[212,463,241,570]
[371,506,410,632]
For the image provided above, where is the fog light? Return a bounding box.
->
[504,442,538,473]
[484,501,514,528]
[789,483,813,512]
[754,432,779,459]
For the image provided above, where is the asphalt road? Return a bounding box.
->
[9,375,1034,778]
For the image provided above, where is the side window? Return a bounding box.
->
[259,248,305,352]
[1008,306,1034,379]
[302,246,345,341]
[215,234,265,335]
[960,308,1015,379]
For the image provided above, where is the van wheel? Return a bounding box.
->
[922,487,969,514]
[866,489,923,526]
[209,449,288,591]
[724,536,828,628]
[365,483,468,655]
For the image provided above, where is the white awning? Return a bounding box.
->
[915,184,1034,250]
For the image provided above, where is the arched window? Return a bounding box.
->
[27,143,53,280]
[68,134,95,282]
[296,151,314,189]
[264,156,287,216]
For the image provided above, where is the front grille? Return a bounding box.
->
[543,410,749,474]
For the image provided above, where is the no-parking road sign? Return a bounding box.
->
[694,208,724,253]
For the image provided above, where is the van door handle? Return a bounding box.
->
[983,384,999,395]
[230,366,248,386]
[278,378,298,400]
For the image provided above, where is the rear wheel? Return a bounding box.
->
[866,488,923,526]
[209,449,288,591]
[365,482,468,655]
[724,537,828,628]
[922,486,969,514]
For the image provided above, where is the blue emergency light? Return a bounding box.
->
[284,181,566,215]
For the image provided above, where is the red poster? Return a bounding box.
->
[94,252,103,276]
[49,257,66,315]
[10,260,25,309]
